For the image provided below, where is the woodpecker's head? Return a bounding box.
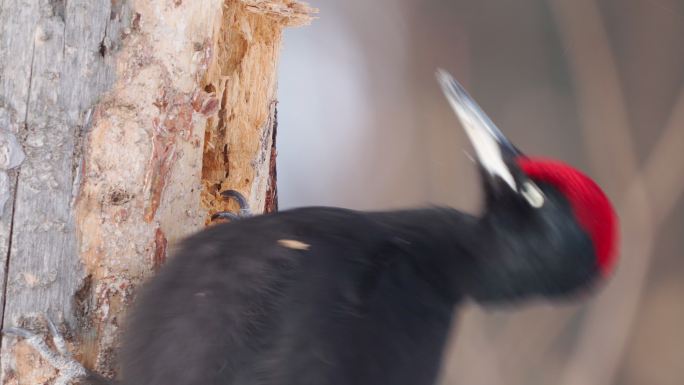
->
[436,70,618,303]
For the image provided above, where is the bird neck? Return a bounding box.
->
[370,204,581,303]
[369,207,483,302]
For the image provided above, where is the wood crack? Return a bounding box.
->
[0,170,20,338]
[0,35,36,343]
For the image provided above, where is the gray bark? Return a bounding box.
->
[0,1,130,382]
[0,0,313,382]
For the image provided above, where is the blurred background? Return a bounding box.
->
[276,1,683,384]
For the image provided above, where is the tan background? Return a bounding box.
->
[276,1,684,384]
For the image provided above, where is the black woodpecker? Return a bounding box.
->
[4,70,619,385]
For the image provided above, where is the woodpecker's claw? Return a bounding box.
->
[3,326,34,339]
[211,211,242,221]
[211,189,252,221]
[2,317,88,385]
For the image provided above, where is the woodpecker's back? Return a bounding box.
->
[121,207,466,385]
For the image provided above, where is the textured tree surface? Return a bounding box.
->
[0,0,313,383]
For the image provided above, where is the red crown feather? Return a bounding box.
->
[517,158,619,276]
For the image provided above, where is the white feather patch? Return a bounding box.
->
[278,239,311,250]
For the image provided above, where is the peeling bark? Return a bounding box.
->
[0,0,313,382]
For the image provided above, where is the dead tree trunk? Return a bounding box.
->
[0,0,313,382]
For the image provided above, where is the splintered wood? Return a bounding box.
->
[0,0,313,383]
[200,0,313,220]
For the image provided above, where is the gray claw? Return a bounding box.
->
[220,189,249,208]
[46,316,69,356]
[212,189,252,221]
[2,326,34,339]
[3,318,87,385]
[211,211,241,221]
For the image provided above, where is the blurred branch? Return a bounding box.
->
[550,0,638,193]
[558,111,684,385]
[642,89,684,224]
[550,1,684,385]
[495,305,577,381]
[438,308,505,385]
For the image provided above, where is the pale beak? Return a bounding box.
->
[435,69,520,192]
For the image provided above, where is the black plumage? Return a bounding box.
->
[124,207,458,385]
[120,180,599,385]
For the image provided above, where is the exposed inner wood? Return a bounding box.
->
[200,1,295,221]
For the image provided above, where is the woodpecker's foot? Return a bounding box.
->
[3,317,87,385]
[211,189,252,221]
